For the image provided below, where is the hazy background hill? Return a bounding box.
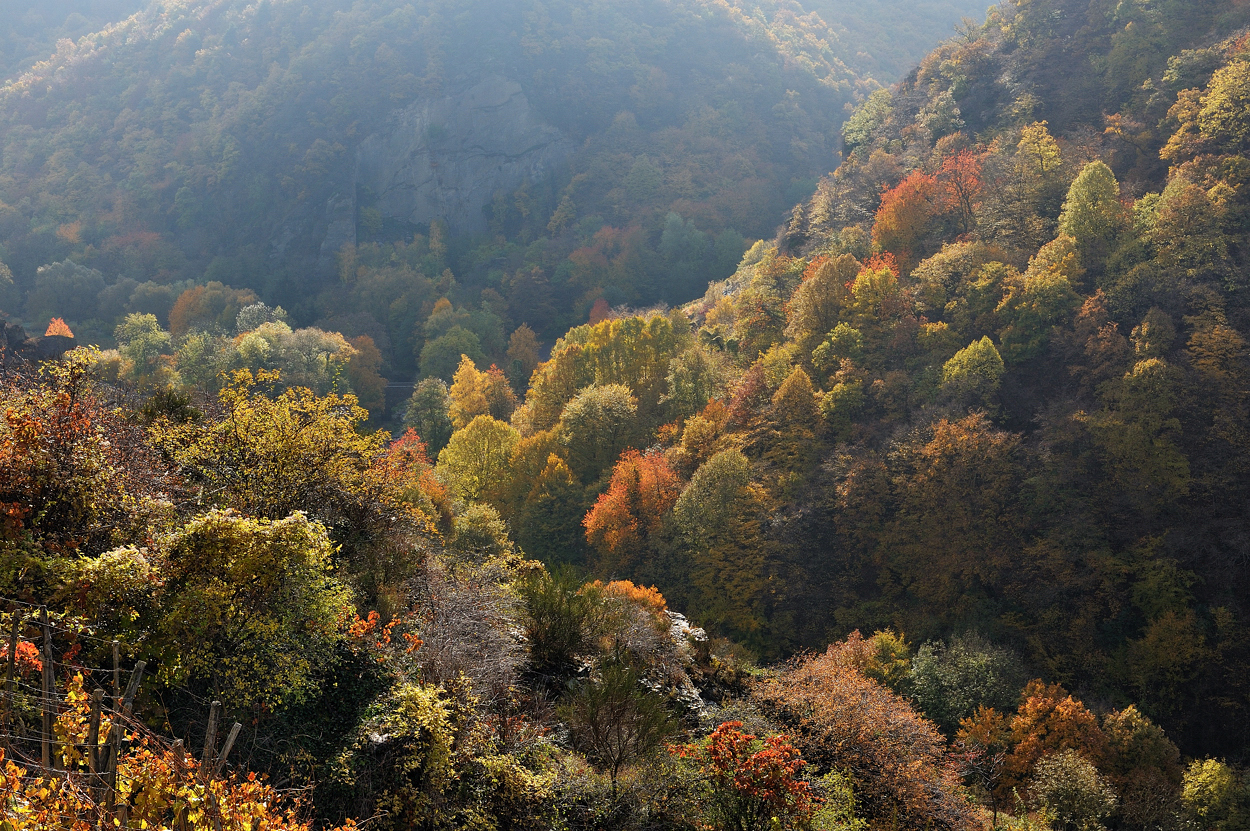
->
[0,0,147,76]
[0,0,984,372]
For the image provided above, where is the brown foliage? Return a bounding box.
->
[168,282,258,337]
[753,648,977,830]
[347,335,386,415]
[0,351,180,566]
[1000,680,1106,800]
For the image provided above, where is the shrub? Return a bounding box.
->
[1030,750,1117,831]
[909,632,1025,735]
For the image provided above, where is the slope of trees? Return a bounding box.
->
[5,0,1250,828]
[0,0,975,383]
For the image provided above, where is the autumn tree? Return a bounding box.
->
[763,366,822,475]
[1185,59,1250,155]
[0,348,172,566]
[525,315,680,432]
[505,324,541,391]
[168,282,258,337]
[449,354,493,429]
[583,449,681,576]
[1181,759,1250,831]
[153,369,428,593]
[436,414,521,503]
[1001,681,1107,800]
[1030,750,1118,831]
[672,721,818,831]
[662,344,730,420]
[516,454,588,567]
[941,336,1004,406]
[873,169,942,274]
[958,706,1012,823]
[44,317,74,338]
[0,705,326,831]
[1101,705,1183,829]
[672,449,771,643]
[403,378,455,454]
[823,629,912,692]
[558,384,640,483]
[938,149,983,234]
[996,235,1082,363]
[114,313,175,388]
[346,334,387,415]
[148,509,353,712]
[1057,162,1124,274]
[784,254,858,351]
[753,650,974,830]
[1081,355,1190,517]
[871,415,1028,633]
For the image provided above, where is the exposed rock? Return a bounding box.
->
[1,322,75,366]
[354,75,573,236]
[316,191,357,275]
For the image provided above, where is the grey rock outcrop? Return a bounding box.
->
[355,75,573,237]
[1,322,75,366]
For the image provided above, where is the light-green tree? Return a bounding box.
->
[149,509,353,711]
[1057,162,1124,272]
[941,336,1004,406]
[558,384,640,483]
[436,414,521,503]
[1182,759,1250,831]
[1030,750,1118,831]
[115,313,174,388]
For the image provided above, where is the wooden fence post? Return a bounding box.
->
[103,661,145,819]
[200,701,221,783]
[87,688,103,800]
[213,722,243,779]
[112,641,120,709]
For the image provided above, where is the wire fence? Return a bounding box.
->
[1,602,244,829]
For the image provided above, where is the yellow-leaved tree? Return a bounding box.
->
[152,369,438,597]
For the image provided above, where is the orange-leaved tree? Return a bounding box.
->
[44,318,74,338]
[671,721,818,831]
[937,149,984,235]
[872,169,942,274]
[0,348,178,570]
[583,449,681,575]
[999,680,1107,801]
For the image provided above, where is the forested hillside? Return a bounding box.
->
[0,0,980,379]
[0,0,146,76]
[5,0,1250,830]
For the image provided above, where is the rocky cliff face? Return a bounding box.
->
[355,75,573,237]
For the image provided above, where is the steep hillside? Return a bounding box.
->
[7,1,1250,828]
[0,0,985,376]
[395,0,1250,760]
[0,0,146,76]
[657,0,1250,754]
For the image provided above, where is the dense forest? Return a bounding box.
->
[5,0,1250,830]
[0,0,981,374]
